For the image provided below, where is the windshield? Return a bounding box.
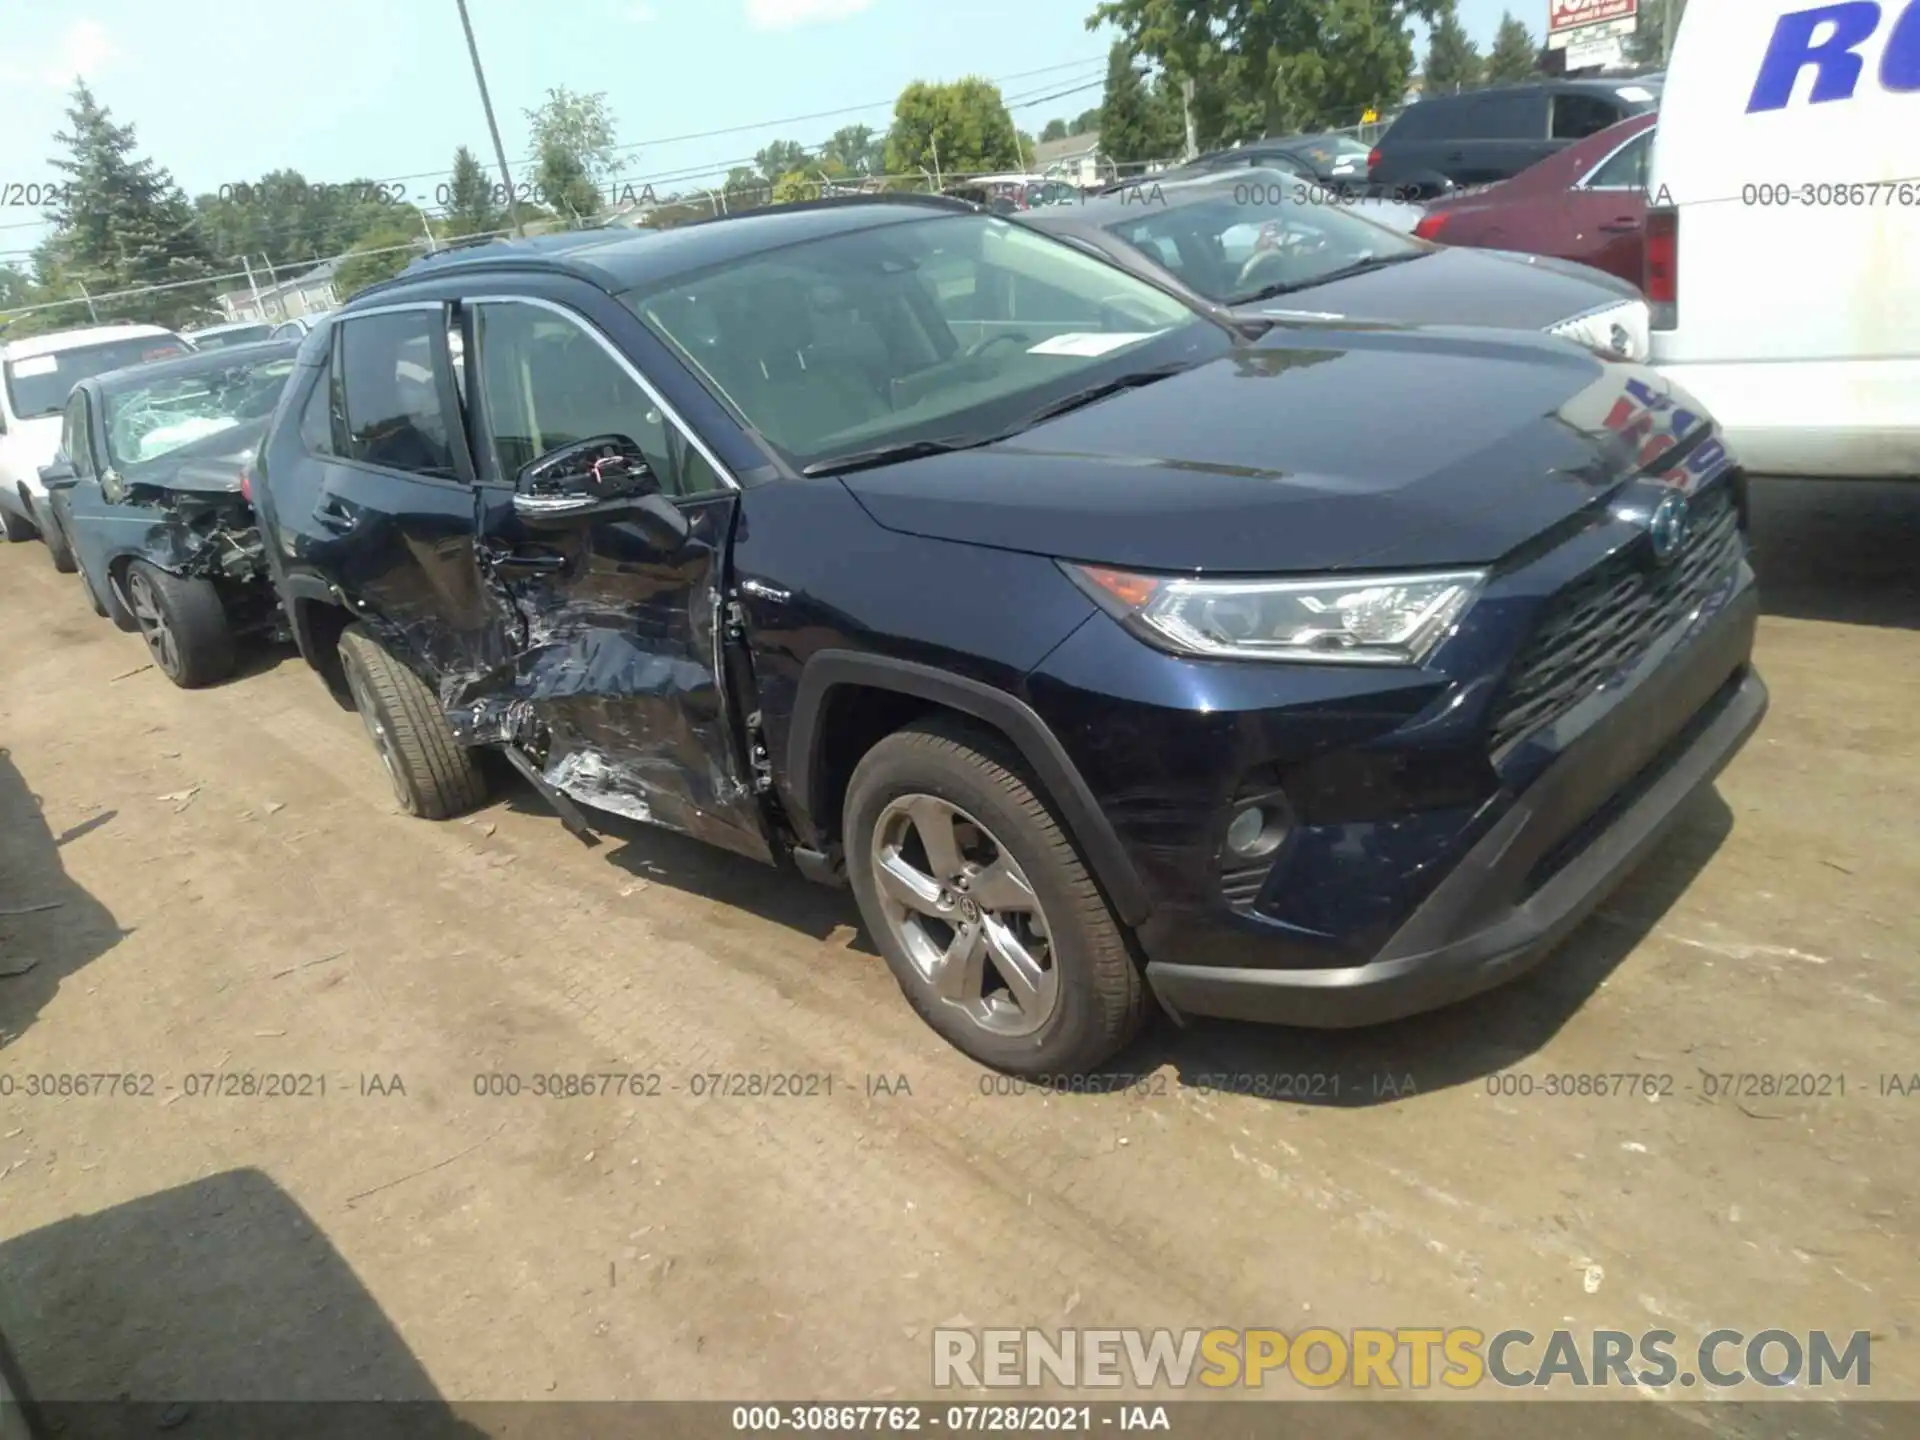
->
[103,352,297,469]
[3,335,190,420]
[1102,189,1425,306]
[623,213,1222,468]
[192,325,275,350]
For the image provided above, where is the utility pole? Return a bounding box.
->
[930,133,943,189]
[75,281,98,323]
[1182,76,1198,162]
[456,0,526,237]
[420,209,440,254]
[1662,0,1677,65]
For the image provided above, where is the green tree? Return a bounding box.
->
[524,86,624,213]
[333,226,420,299]
[534,140,602,226]
[1628,0,1685,65]
[883,78,1022,182]
[821,124,884,174]
[1423,8,1483,93]
[1072,107,1101,132]
[1040,117,1069,142]
[722,165,769,211]
[755,140,809,182]
[444,145,504,237]
[1090,0,1440,141]
[1484,13,1537,82]
[1098,42,1184,165]
[40,81,223,328]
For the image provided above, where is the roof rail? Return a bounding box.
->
[344,250,618,305]
[676,190,983,231]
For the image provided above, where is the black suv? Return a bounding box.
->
[253,195,1765,1074]
[1369,78,1662,195]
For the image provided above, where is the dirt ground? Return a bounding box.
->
[1,477,1916,1431]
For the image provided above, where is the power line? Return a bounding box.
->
[0,58,1113,263]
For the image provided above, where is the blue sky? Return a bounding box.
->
[0,0,1525,265]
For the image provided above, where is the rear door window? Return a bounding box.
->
[1552,92,1625,141]
[1463,91,1547,139]
[1582,128,1654,190]
[335,309,459,480]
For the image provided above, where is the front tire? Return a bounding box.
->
[125,561,235,688]
[336,623,488,819]
[0,498,36,542]
[845,720,1149,1075]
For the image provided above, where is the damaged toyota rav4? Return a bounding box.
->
[252,195,1766,1075]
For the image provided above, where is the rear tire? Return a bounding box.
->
[336,623,488,819]
[845,719,1149,1075]
[125,561,235,688]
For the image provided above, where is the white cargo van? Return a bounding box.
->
[1646,0,1920,478]
[0,324,189,544]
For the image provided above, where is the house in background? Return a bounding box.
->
[217,258,343,324]
[1033,130,1106,186]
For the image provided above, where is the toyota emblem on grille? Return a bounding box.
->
[1647,490,1690,563]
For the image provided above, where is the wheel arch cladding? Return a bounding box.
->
[787,651,1151,927]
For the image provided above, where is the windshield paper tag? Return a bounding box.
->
[10,355,58,377]
[1026,331,1164,357]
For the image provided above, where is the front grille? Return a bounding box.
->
[1488,484,1742,757]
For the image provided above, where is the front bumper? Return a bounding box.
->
[1147,656,1766,1029]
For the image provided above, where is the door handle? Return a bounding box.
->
[484,546,567,575]
[312,497,356,533]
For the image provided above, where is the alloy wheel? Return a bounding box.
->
[126,571,181,680]
[868,794,1059,1038]
[343,658,410,808]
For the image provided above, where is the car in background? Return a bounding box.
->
[1022,169,1650,360]
[1411,112,1656,287]
[1368,77,1662,197]
[268,315,325,341]
[1173,132,1452,202]
[0,324,191,552]
[40,341,298,686]
[942,174,1074,215]
[185,320,279,350]
[1099,165,1427,234]
[1647,0,1919,478]
[251,196,1763,1075]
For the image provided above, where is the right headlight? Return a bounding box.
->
[1065,564,1486,666]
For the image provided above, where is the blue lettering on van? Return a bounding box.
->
[1745,0,1920,111]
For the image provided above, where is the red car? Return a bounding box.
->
[1410,112,1656,288]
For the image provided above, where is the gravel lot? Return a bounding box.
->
[1,477,1915,1432]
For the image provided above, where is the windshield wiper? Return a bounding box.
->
[801,435,992,478]
[1003,363,1190,433]
[1236,252,1426,305]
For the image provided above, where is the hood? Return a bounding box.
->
[839,327,1674,574]
[1236,246,1639,331]
[120,419,264,496]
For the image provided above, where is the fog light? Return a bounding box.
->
[1226,804,1286,860]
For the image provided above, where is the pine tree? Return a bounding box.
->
[1485,14,1539,84]
[445,146,504,237]
[1423,11,1484,94]
[42,82,222,328]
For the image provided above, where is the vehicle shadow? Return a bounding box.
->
[489,758,1734,1108]
[0,748,129,1052]
[0,1168,487,1438]
[490,766,881,952]
[1747,475,1920,628]
[1108,790,1736,1107]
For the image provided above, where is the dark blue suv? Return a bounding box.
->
[252,195,1766,1074]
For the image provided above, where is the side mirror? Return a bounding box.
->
[38,458,77,489]
[512,434,691,552]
